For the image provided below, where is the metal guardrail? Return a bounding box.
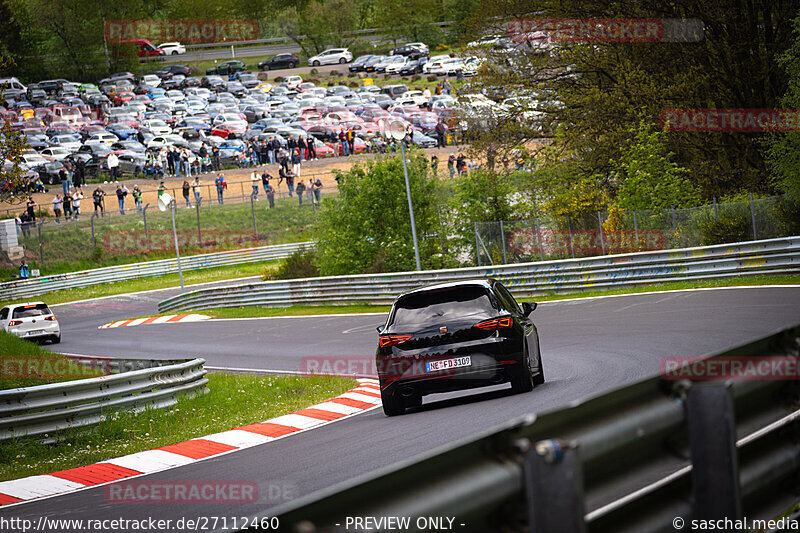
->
[0,357,207,440]
[159,237,800,312]
[0,241,313,302]
[270,325,800,533]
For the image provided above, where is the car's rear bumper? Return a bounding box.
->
[7,324,60,340]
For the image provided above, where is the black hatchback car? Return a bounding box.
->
[376,279,544,416]
[258,53,299,71]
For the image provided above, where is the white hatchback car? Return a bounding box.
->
[308,48,353,66]
[0,302,61,343]
[158,42,186,55]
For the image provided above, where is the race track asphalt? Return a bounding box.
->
[2,285,799,531]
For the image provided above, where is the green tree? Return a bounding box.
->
[765,14,800,197]
[611,120,700,211]
[314,152,447,275]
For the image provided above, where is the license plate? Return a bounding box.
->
[25,330,42,336]
[426,356,471,372]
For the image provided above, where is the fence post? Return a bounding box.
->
[142,204,150,250]
[713,197,718,219]
[749,192,757,240]
[597,211,605,255]
[536,217,544,261]
[195,200,202,247]
[251,192,259,241]
[499,220,507,264]
[567,216,575,258]
[475,221,481,266]
[37,221,44,265]
[685,383,742,522]
[633,210,639,249]
[671,204,677,231]
[90,212,97,248]
[524,439,586,533]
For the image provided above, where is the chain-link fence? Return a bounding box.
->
[475,194,799,265]
[16,183,331,271]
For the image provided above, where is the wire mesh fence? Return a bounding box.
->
[475,194,799,265]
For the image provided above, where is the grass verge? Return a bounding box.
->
[9,261,278,307]
[0,332,104,389]
[0,372,356,482]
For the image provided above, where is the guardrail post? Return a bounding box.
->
[597,211,605,255]
[142,204,150,250]
[250,192,259,241]
[524,439,586,533]
[685,382,742,521]
[749,192,757,240]
[500,220,508,264]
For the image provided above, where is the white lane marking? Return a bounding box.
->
[0,476,85,500]
[104,449,196,474]
[339,391,381,404]
[200,430,275,448]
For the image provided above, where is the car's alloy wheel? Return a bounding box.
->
[262,65,270,71]
[172,51,178,55]
[312,61,320,66]
[339,58,346,64]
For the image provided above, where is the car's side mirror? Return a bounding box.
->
[376,325,383,333]
[522,302,537,316]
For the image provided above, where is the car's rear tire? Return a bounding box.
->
[533,350,545,385]
[339,58,346,64]
[290,62,297,69]
[262,65,270,71]
[51,335,61,344]
[172,51,178,55]
[510,346,534,394]
[381,387,405,416]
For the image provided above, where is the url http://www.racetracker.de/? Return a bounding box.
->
[673,515,799,531]
[0,515,281,532]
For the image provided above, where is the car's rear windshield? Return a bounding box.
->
[390,285,496,328]
[13,304,52,319]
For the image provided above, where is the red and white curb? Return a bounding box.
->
[99,314,211,329]
[0,378,381,507]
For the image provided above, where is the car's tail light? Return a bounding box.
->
[379,334,413,347]
[475,316,513,330]
[8,320,22,326]
[44,315,57,321]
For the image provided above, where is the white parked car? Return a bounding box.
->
[308,48,353,66]
[399,90,428,106]
[20,152,49,168]
[158,42,186,55]
[141,119,172,136]
[141,74,161,87]
[40,147,72,161]
[384,57,410,75]
[87,132,119,145]
[428,57,462,76]
[0,302,60,344]
[284,75,303,90]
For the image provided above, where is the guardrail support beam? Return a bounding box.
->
[524,439,586,533]
[686,383,742,521]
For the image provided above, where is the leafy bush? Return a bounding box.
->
[310,68,319,75]
[774,195,800,236]
[329,70,341,77]
[411,74,421,82]
[695,210,752,245]
[264,247,319,280]
[427,75,437,82]
[348,81,359,88]
[273,76,284,83]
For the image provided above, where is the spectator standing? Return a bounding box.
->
[338,129,348,156]
[157,181,167,199]
[250,169,260,199]
[297,135,307,160]
[313,178,323,204]
[347,128,355,155]
[71,189,83,220]
[92,182,105,217]
[107,152,120,182]
[295,179,306,205]
[431,154,439,175]
[306,179,315,205]
[214,174,226,204]
[278,149,289,173]
[307,135,316,160]
[266,182,275,208]
[291,150,301,177]
[52,194,63,222]
[19,260,29,279]
[59,165,71,195]
[487,147,497,171]
[212,144,221,171]
[26,197,36,222]
[132,185,142,212]
[115,184,128,214]
[435,121,447,147]
[447,153,456,178]
[182,180,191,207]
[285,170,295,197]
[74,158,85,189]
[442,78,451,95]
[63,190,73,220]
[191,177,202,206]
[456,153,467,175]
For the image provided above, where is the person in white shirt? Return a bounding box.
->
[107,152,120,182]
[71,189,83,220]
[250,169,260,199]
